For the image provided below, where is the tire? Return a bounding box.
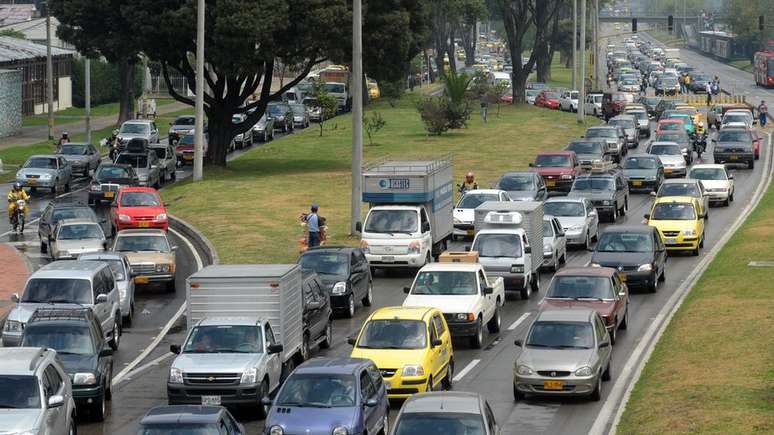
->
[319,322,332,349]
[257,380,270,419]
[602,361,612,381]
[520,277,532,300]
[619,306,629,330]
[426,376,434,392]
[609,322,617,345]
[301,333,311,361]
[699,234,705,248]
[584,231,591,250]
[68,419,76,435]
[345,294,355,318]
[513,383,525,401]
[91,393,106,422]
[590,377,602,402]
[362,281,373,307]
[531,273,540,293]
[487,305,501,333]
[123,304,134,327]
[108,319,120,350]
[648,274,658,293]
[165,279,176,293]
[730,191,734,202]
[105,368,113,400]
[559,252,566,265]
[610,205,619,223]
[722,198,730,207]
[691,246,700,256]
[51,180,57,194]
[470,318,483,349]
[64,181,70,192]
[621,198,628,216]
[442,360,454,390]
[40,238,47,253]
[171,169,177,180]
[748,160,754,169]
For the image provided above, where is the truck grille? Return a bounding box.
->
[131,263,156,275]
[184,373,241,386]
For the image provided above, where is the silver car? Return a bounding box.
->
[542,216,567,271]
[78,252,136,326]
[289,103,310,128]
[543,197,599,248]
[513,308,612,401]
[392,392,501,435]
[115,151,162,188]
[608,115,638,148]
[57,142,101,177]
[50,219,107,260]
[118,119,159,148]
[647,141,687,178]
[16,155,73,193]
[0,348,77,435]
[150,144,178,182]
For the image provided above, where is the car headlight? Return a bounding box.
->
[155,264,170,273]
[408,240,421,254]
[637,263,653,272]
[169,367,184,384]
[155,213,167,221]
[3,320,23,333]
[118,214,131,222]
[575,366,594,377]
[15,171,22,179]
[402,364,425,377]
[269,426,284,435]
[646,176,657,181]
[543,246,553,254]
[510,264,524,273]
[73,372,97,385]
[454,313,474,321]
[602,200,612,206]
[90,183,101,191]
[683,229,697,237]
[240,368,257,384]
[332,427,348,435]
[41,174,52,180]
[589,262,601,267]
[561,174,573,180]
[332,281,347,295]
[516,365,533,376]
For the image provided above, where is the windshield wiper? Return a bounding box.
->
[525,343,551,348]
[575,297,604,302]
[0,405,19,409]
[556,345,591,349]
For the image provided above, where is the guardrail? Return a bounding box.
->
[660,94,748,106]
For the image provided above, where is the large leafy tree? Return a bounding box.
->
[127,0,350,166]
[458,0,489,67]
[49,0,141,123]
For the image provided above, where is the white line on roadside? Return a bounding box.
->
[111,226,204,386]
[452,359,481,382]
[114,352,175,385]
[507,313,531,331]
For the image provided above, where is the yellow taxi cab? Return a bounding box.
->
[349,306,454,399]
[645,196,706,256]
[367,79,380,99]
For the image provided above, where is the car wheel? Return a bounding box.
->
[611,205,619,222]
[609,322,617,345]
[748,160,754,169]
[730,191,734,202]
[584,231,591,250]
[319,322,333,349]
[427,375,434,392]
[590,376,602,401]
[691,245,700,256]
[109,318,120,350]
[699,234,705,248]
[513,383,525,401]
[68,419,76,435]
[362,281,373,307]
[123,305,133,327]
[659,267,666,282]
[345,294,355,318]
[257,380,270,419]
[531,273,540,293]
[619,306,629,330]
[91,392,106,422]
[301,333,311,361]
[51,180,58,194]
[520,277,532,300]
[40,238,47,253]
[487,305,501,333]
[723,197,730,207]
[622,198,628,215]
[559,251,567,265]
[470,318,484,349]
[105,367,113,400]
[442,360,454,390]
[64,180,70,192]
[602,360,612,381]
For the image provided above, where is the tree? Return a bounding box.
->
[49,0,142,123]
[429,0,460,76]
[0,29,25,39]
[309,81,339,137]
[532,0,562,84]
[497,0,537,104]
[724,0,771,55]
[458,0,489,67]
[363,111,386,145]
[126,0,350,166]
[442,69,472,128]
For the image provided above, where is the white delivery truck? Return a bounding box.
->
[664,48,680,60]
[359,156,454,271]
[167,264,303,418]
[470,201,544,300]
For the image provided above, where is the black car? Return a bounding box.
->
[621,155,665,192]
[654,99,684,121]
[267,102,294,133]
[38,200,103,253]
[20,308,114,421]
[590,226,667,293]
[638,96,662,116]
[89,163,139,205]
[138,405,244,434]
[300,271,333,360]
[298,246,372,318]
[568,169,630,223]
[713,127,755,169]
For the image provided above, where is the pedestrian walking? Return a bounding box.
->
[684,74,692,93]
[712,76,720,95]
[705,81,713,105]
[306,203,321,248]
[758,100,768,127]
[679,74,686,94]
[480,95,489,123]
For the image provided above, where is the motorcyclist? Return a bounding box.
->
[7,183,30,226]
[107,129,120,161]
[56,131,70,152]
[457,172,479,194]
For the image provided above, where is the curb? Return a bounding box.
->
[168,214,219,265]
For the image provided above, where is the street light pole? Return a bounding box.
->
[85,58,91,143]
[193,0,205,182]
[45,3,54,141]
[578,0,586,124]
[572,0,577,90]
[593,0,599,90]
[351,0,363,234]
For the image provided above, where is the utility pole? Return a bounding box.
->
[578,0,586,123]
[85,58,91,143]
[572,0,577,90]
[193,0,205,182]
[593,0,599,90]
[351,0,364,234]
[45,2,54,141]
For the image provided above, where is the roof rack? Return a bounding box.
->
[28,307,93,325]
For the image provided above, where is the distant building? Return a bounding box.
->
[0,16,73,50]
[0,3,36,26]
[0,68,22,138]
[0,36,75,115]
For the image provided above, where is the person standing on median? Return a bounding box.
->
[705,81,713,106]
[758,100,768,128]
[306,203,321,248]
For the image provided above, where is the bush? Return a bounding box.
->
[71,59,143,108]
[416,97,450,136]
[378,80,404,107]
[363,111,386,145]
[445,101,471,129]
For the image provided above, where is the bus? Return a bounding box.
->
[754,51,774,88]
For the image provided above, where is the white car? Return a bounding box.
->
[50,219,107,260]
[688,164,735,206]
[542,216,567,271]
[721,111,754,129]
[648,141,687,178]
[559,90,579,112]
[584,93,603,117]
[453,189,510,239]
[543,197,599,249]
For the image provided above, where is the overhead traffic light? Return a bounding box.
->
[668,15,674,34]
[632,18,638,33]
[760,16,765,32]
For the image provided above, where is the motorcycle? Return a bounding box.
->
[11,199,26,233]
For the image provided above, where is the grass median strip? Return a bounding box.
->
[617,182,774,434]
[163,92,595,264]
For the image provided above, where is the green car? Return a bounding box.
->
[663,111,695,135]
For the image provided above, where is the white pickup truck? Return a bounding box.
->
[402,262,505,348]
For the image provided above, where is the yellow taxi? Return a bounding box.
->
[349,306,454,399]
[367,79,380,99]
[645,196,706,256]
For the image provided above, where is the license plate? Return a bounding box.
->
[104,192,114,198]
[632,181,642,187]
[381,256,394,262]
[138,222,150,228]
[664,168,673,173]
[466,229,474,236]
[184,154,194,160]
[201,395,221,406]
[619,273,627,282]
[665,239,678,245]
[546,180,556,187]
[28,179,37,185]
[730,155,738,160]
[134,276,149,284]
[543,380,564,390]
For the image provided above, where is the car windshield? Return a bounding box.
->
[623,157,657,169]
[276,374,356,408]
[114,235,170,252]
[650,144,681,155]
[231,115,243,123]
[612,94,627,101]
[52,208,94,224]
[526,321,594,349]
[299,252,348,276]
[22,325,95,355]
[412,271,477,295]
[544,92,560,99]
[22,278,92,304]
[659,183,700,197]
[573,178,614,191]
[59,144,88,155]
[120,191,161,207]
[659,78,678,86]
[723,114,748,123]
[585,129,616,138]
[357,319,427,350]
[58,223,103,240]
[659,122,681,131]
[622,79,638,85]
[690,168,726,181]
[597,232,653,252]
[115,154,149,168]
[666,114,692,125]
[120,123,150,135]
[97,166,132,180]
[324,83,346,93]
[526,89,540,97]
[548,276,615,299]
[609,119,635,128]
[534,154,572,167]
[289,104,306,115]
[0,376,41,409]
[183,325,263,353]
[25,157,56,169]
[717,131,750,142]
[567,141,603,154]
[81,258,125,281]
[497,175,535,191]
[137,424,220,435]
[651,202,696,220]
[364,210,418,234]
[152,147,168,159]
[544,201,585,217]
[174,116,195,126]
[179,135,194,145]
[457,193,500,208]
[472,233,522,258]
[393,413,486,435]
[627,111,647,120]
[656,133,686,143]
[267,104,286,115]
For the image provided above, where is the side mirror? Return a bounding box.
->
[431,338,443,347]
[96,294,108,304]
[618,290,627,297]
[599,341,610,348]
[170,344,181,354]
[365,398,379,408]
[649,191,657,197]
[528,162,534,167]
[728,174,734,180]
[643,213,650,220]
[524,246,531,254]
[589,210,597,217]
[422,222,431,233]
[11,293,19,303]
[261,397,272,406]
[307,300,322,310]
[267,343,284,354]
[403,286,411,294]
[464,245,471,252]
[347,336,357,346]
[483,286,494,295]
[99,347,114,357]
[47,395,64,409]
[355,222,362,232]
[514,339,523,347]
[171,246,178,252]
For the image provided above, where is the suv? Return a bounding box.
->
[150,143,178,182]
[115,151,162,188]
[568,169,629,223]
[713,127,755,169]
[267,102,294,133]
[298,246,373,318]
[584,126,626,162]
[2,261,122,350]
[0,348,77,435]
[300,271,333,360]
[20,308,115,421]
[117,119,159,147]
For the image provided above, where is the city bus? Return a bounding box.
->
[754,51,774,88]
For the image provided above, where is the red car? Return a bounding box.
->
[534,90,561,109]
[175,133,208,165]
[529,151,579,193]
[540,267,629,344]
[112,187,169,232]
[752,129,763,160]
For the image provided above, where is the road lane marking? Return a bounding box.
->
[114,352,175,386]
[452,359,481,382]
[507,313,531,331]
[111,226,204,386]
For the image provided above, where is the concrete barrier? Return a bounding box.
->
[168,214,219,266]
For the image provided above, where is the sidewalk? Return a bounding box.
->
[0,243,30,320]
[0,101,190,150]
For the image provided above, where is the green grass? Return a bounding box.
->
[729,60,755,73]
[618,182,774,434]
[22,99,177,127]
[163,91,597,264]
[646,30,685,47]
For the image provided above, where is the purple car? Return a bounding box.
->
[263,357,389,435]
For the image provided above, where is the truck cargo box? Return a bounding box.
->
[474,201,544,274]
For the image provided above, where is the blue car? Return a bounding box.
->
[264,357,389,435]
